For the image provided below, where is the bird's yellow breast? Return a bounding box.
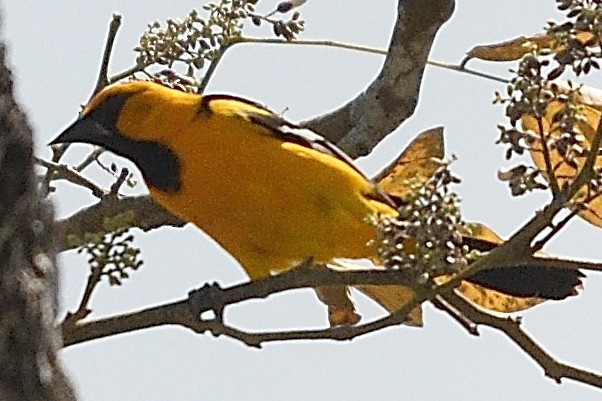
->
[137,96,395,279]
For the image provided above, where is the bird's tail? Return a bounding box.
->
[348,127,597,323]
[325,233,595,326]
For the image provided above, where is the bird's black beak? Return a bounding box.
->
[49,117,114,148]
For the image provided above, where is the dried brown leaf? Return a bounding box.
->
[466,32,595,62]
[374,126,444,198]
[521,94,602,227]
[438,223,545,313]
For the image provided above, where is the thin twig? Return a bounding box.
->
[230,36,510,84]
[43,14,123,183]
[91,13,123,98]
[74,147,105,172]
[64,230,123,331]
[41,144,70,195]
[108,64,147,85]
[64,255,105,324]
[432,295,478,335]
[507,115,602,250]
[427,59,510,84]
[108,167,129,197]
[197,315,413,348]
[50,143,69,164]
[532,207,579,253]
[198,46,228,92]
[537,116,561,194]
[230,36,388,55]
[443,292,602,388]
[35,157,107,198]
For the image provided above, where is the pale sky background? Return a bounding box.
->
[3,1,602,400]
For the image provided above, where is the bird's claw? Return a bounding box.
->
[188,282,224,323]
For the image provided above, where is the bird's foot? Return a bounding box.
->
[188,282,225,323]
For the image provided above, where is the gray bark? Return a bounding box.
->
[0,16,77,401]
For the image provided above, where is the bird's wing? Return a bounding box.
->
[245,110,395,206]
[199,94,394,207]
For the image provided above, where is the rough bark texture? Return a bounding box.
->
[305,0,455,157]
[56,195,184,251]
[0,21,77,401]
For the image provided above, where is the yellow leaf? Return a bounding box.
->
[325,127,444,328]
[437,223,545,313]
[314,285,361,326]
[342,128,443,326]
[454,280,545,313]
[521,93,602,227]
[469,222,503,243]
[364,129,580,317]
[355,284,423,325]
[466,32,595,62]
[374,126,444,198]
[466,34,554,62]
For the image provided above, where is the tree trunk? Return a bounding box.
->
[0,16,77,401]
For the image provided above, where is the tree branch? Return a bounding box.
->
[442,292,602,389]
[60,264,602,390]
[0,33,77,400]
[35,157,108,198]
[61,268,418,346]
[92,13,123,97]
[303,0,455,157]
[506,114,602,251]
[56,195,184,252]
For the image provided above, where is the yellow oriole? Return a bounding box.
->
[51,81,585,322]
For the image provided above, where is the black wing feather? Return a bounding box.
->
[244,111,395,207]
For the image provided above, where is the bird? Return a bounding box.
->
[51,80,588,325]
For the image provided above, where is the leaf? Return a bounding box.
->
[374,126,444,198]
[438,222,545,313]
[465,32,595,63]
[520,86,602,227]
[468,222,504,243]
[453,280,545,313]
[333,128,444,327]
[365,130,567,316]
[314,285,361,326]
[318,129,445,327]
[362,129,543,318]
[355,284,423,325]
[553,81,602,111]
[276,0,307,13]
[466,34,554,62]
[327,260,423,326]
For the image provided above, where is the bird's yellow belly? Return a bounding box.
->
[150,130,394,280]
